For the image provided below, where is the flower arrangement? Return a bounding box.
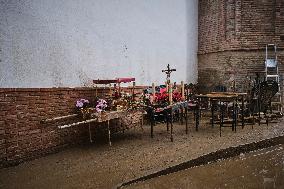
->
[142,93,152,106]
[76,98,90,108]
[142,90,183,107]
[155,92,169,105]
[173,92,182,102]
[112,99,126,111]
[76,99,91,119]
[95,99,108,113]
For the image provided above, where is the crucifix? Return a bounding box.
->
[162,64,176,84]
[162,64,176,105]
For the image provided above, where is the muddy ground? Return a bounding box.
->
[1,113,284,189]
[126,144,284,189]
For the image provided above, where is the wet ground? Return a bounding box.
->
[0,114,284,189]
[125,144,284,189]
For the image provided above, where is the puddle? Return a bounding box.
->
[124,144,284,189]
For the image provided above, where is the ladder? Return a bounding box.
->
[264,44,282,113]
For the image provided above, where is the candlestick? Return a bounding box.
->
[165,81,168,93]
[152,83,155,103]
[169,83,173,105]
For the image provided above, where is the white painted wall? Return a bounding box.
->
[0,0,198,87]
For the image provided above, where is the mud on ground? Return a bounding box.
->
[0,114,284,189]
[125,144,284,189]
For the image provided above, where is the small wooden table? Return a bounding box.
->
[195,92,247,136]
[58,110,143,146]
[147,101,189,142]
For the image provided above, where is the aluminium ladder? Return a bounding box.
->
[264,44,282,113]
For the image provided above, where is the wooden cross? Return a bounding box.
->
[162,64,176,84]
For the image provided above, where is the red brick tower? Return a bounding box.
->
[198,0,284,92]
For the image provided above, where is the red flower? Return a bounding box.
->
[173,92,182,102]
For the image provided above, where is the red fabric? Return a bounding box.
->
[116,78,135,83]
[93,79,117,84]
[160,88,167,94]
[93,78,135,84]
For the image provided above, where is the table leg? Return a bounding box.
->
[88,123,93,143]
[151,114,154,138]
[235,101,238,132]
[170,109,173,142]
[211,101,214,128]
[258,97,261,126]
[195,105,199,131]
[193,106,196,122]
[231,101,235,131]
[180,108,184,125]
[185,107,188,134]
[220,103,224,137]
[148,108,154,138]
[107,120,111,146]
[166,112,169,132]
[252,103,255,129]
[121,119,125,133]
[242,96,245,129]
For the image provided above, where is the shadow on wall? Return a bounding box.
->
[198,68,231,93]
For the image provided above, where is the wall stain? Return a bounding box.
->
[77,69,92,87]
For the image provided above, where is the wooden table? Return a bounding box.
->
[147,101,189,142]
[58,110,143,146]
[195,92,247,136]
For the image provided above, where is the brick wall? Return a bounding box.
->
[198,50,284,92]
[0,87,146,168]
[198,0,284,91]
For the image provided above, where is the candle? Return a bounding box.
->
[152,83,155,102]
[132,82,136,101]
[181,81,185,100]
[118,83,121,95]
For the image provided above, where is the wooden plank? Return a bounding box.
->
[41,114,78,123]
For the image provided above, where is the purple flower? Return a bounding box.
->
[75,98,90,108]
[82,99,89,103]
[76,101,84,108]
[95,99,108,112]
